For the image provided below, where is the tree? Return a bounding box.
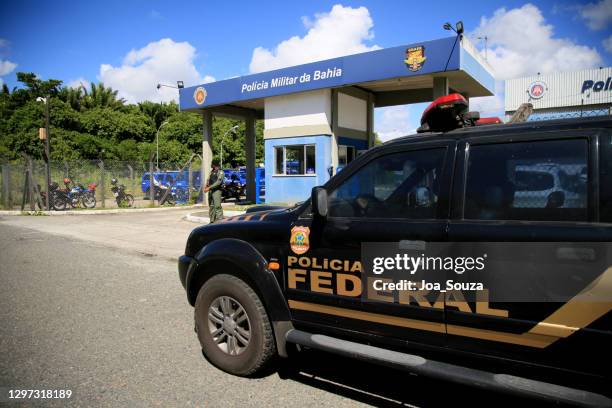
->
[82,82,125,110]
[138,101,178,129]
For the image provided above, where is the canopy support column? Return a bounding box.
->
[202,110,213,206]
[245,115,256,203]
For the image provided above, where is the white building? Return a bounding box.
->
[505,67,612,121]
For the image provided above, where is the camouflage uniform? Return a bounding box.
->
[207,169,225,223]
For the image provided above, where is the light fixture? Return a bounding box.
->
[443,22,453,32]
[455,21,464,35]
[177,81,184,89]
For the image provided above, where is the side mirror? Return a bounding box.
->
[311,186,328,218]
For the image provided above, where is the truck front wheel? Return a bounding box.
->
[194,274,276,376]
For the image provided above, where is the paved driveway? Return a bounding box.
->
[0,213,536,407]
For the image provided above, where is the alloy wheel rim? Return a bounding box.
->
[207,296,251,355]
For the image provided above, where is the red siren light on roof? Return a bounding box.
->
[476,117,502,126]
[418,93,483,133]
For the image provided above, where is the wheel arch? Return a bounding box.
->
[186,238,293,356]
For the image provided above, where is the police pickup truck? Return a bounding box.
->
[178,94,612,407]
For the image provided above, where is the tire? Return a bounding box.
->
[194,274,276,376]
[51,193,67,211]
[82,193,96,208]
[69,196,79,208]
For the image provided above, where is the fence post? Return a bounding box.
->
[188,162,193,203]
[27,157,35,210]
[127,164,134,196]
[2,164,10,209]
[149,161,155,207]
[99,160,105,208]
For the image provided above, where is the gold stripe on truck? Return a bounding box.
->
[288,267,612,349]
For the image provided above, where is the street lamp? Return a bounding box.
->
[156,120,169,169]
[220,125,239,169]
[36,96,51,211]
[443,21,464,35]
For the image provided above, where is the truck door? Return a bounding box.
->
[287,141,455,346]
[447,130,612,378]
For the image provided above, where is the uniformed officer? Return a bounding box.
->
[204,160,224,223]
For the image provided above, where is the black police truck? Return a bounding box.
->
[178,95,612,407]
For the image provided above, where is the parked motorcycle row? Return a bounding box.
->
[34,168,263,211]
[37,178,98,210]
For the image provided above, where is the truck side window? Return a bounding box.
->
[600,132,612,223]
[465,138,588,222]
[328,148,445,219]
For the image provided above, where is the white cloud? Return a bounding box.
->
[604,34,612,53]
[66,77,91,90]
[249,4,380,73]
[98,38,214,103]
[468,82,505,118]
[579,0,612,30]
[375,105,416,142]
[468,4,604,118]
[472,4,602,80]
[0,59,17,76]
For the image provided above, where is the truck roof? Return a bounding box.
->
[383,115,612,147]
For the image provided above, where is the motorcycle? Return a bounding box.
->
[152,183,176,205]
[79,183,97,208]
[110,178,134,207]
[221,175,244,202]
[49,182,70,210]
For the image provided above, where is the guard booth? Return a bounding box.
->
[179,36,494,204]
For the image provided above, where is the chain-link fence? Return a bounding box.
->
[0,156,204,210]
[527,108,611,121]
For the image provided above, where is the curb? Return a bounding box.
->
[0,204,207,216]
[183,210,245,224]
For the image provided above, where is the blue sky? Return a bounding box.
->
[1,0,611,139]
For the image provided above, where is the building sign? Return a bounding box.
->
[528,81,547,99]
[405,46,426,72]
[241,67,343,94]
[581,76,612,93]
[178,36,481,111]
[505,67,612,112]
[193,87,207,105]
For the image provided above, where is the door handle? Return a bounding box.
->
[399,240,426,251]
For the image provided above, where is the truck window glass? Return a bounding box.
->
[328,148,445,219]
[465,138,588,221]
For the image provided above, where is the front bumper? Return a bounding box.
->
[178,255,193,289]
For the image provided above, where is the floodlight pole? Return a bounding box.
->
[41,97,51,211]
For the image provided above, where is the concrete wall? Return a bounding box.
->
[338,92,367,131]
[264,135,331,204]
[264,89,332,139]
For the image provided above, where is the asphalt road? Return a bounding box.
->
[0,218,543,407]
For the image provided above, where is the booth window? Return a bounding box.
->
[274,144,316,175]
[338,145,356,168]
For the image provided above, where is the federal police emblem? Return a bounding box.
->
[290,226,310,255]
[194,87,207,105]
[405,46,426,72]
